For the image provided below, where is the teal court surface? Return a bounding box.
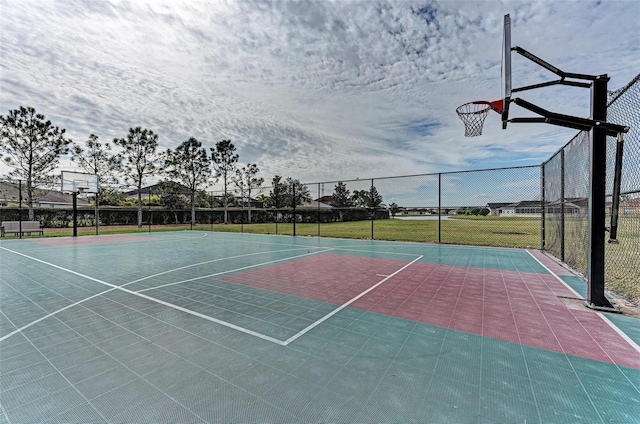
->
[1,231,639,423]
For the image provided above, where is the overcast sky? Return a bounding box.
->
[1,0,639,195]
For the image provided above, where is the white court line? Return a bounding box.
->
[525,249,640,356]
[125,247,327,286]
[0,247,327,343]
[137,249,334,292]
[0,246,330,345]
[525,249,583,299]
[282,255,424,346]
[597,313,640,354]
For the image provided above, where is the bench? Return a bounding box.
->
[0,221,44,237]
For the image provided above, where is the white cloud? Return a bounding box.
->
[1,0,638,197]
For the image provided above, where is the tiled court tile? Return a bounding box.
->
[89,378,160,417]
[260,379,328,415]
[532,380,598,418]
[59,354,121,384]
[346,351,393,378]
[110,394,202,423]
[21,320,71,341]
[74,365,138,400]
[163,371,225,408]
[478,385,539,423]
[295,388,355,423]
[30,329,79,349]
[49,345,105,370]
[190,385,260,423]
[124,347,180,377]
[290,356,343,386]
[568,355,630,381]
[361,337,404,359]
[2,373,70,411]
[434,354,482,385]
[230,363,289,397]
[537,407,603,424]
[581,373,640,404]
[309,341,359,366]
[331,329,371,350]
[481,366,535,401]
[0,360,58,394]
[527,359,581,386]
[228,399,298,423]
[356,382,436,424]
[589,397,640,423]
[252,345,309,373]
[0,338,37,362]
[159,333,210,357]
[286,332,327,354]
[108,339,163,364]
[43,402,105,424]
[5,386,87,424]
[39,336,92,360]
[143,357,202,390]
[94,332,146,353]
[0,350,46,375]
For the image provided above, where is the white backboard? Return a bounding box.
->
[61,171,99,194]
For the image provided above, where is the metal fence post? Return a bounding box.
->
[292,184,296,237]
[438,173,441,244]
[540,165,545,250]
[560,149,565,261]
[371,179,374,240]
[19,180,23,239]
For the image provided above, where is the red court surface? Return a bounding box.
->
[223,252,640,369]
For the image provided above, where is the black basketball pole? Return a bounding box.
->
[72,191,78,237]
[586,75,614,310]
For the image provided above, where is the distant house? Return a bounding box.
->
[301,199,333,209]
[496,200,543,217]
[125,183,191,200]
[0,181,89,208]
[487,203,512,216]
[620,197,640,216]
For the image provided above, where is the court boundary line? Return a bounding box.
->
[525,249,640,355]
[525,249,583,298]
[281,255,424,346]
[597,313,640,354]
[0,246,331,345]
[136,248,334,293]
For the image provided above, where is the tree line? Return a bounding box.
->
[1,106,386,227]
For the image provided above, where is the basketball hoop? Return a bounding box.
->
[456,100,503,137]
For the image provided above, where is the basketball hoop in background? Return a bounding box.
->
[455,100,503,137]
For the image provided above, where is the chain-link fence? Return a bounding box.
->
[1,165,541,249]
[543,74,640,302]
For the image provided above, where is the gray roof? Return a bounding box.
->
[0,181,89,205]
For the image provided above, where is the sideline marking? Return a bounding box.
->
[127,247,327,286]
[137,249,333,292]
[0,246,329,345]
[525,249,583,298]
[0,247,328,343]
[597,313,640,354]
[282,255,423,346]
